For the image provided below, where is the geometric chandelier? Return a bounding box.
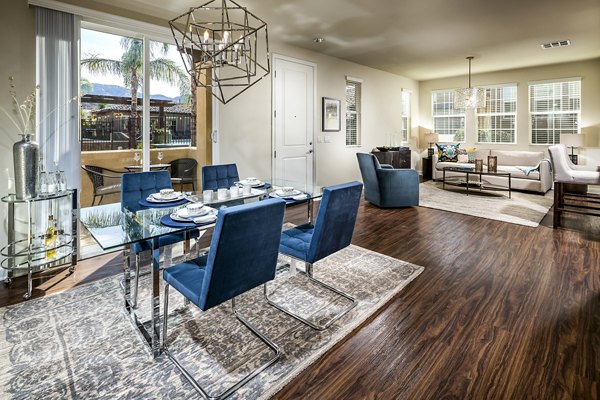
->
[454,56,486,109]
[169,0,270,104]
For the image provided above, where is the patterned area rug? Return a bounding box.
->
[419,181,554,227]
[0,245,423,399]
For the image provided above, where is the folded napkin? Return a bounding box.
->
[292,194,308,201]
[193,214,217,224]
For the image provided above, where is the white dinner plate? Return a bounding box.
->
[238,179,264,187]
[149,192,183,202]
[176,206,210,219]
[273,189,302,197]
[170,207,217,223]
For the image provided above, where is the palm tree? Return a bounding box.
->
[81,38,190,148]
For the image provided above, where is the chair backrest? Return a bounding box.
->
[199,198,286,311]
[121,171,172,212]
[82,165,105,192]
[170,158,198,180]
[356,153,381,204]
[201,163,239,190]
[307,181,363,264]
[548,144,573,183]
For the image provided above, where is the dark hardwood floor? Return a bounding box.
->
[1,200,598,399]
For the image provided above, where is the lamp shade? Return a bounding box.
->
[560,133,584,147]
[424,132,439,144]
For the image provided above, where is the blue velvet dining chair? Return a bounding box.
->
[356,152,419,208]
[266,181,363,330]
[121,171,199,307]
[162,198,286,399]
[201,163,239,191]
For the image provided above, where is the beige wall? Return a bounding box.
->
[218,40,419,187]
[418,59,600,169]
[0,0,36,251]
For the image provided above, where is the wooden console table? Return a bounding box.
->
[372,148,411,169]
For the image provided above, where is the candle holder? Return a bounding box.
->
[487,156,498,173]
[475,159,483,172]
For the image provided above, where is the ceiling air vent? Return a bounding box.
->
[541,40,571,49]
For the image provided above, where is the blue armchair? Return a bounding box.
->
[266,181,363,330]
[356,153,419,208]
[201,163,239,191]
[162,198,286,399]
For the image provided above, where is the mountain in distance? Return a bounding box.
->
[84,83,179,102]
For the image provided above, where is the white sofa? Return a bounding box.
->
[432,149,552,193]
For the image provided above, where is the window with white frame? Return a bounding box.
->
[346,78,362,146]
[432,90,465,142]
[529,79,581,145]
[476,85,517,143]
[401,90,411,142]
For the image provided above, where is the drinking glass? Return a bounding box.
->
[57,171,67,192]
[203,190,213,203]
[39,171,48,195]
[47,172,57,194]
[133,152,140,165]
[157,151,164,162]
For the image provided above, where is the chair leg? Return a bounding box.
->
[98,195,104,205]
[265,261,358,331]
[162,295,280,400]
[553,182,562,229]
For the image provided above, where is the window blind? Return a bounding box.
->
[477,85,517,143]
[346,79,362,146]
[432,90,465,142]
[529,80,580,144]
[401,90,410,142]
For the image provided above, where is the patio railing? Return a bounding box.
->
[81,116,193,151]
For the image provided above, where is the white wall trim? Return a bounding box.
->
[346,75,363,83]
[28,0,173,42]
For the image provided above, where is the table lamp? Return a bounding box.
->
[560,133,585,165]
[424,132,439,158]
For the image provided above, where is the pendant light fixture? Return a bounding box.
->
[170,0,270,104]
[454,56,486,109]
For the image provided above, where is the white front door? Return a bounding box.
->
[272,56,315,192]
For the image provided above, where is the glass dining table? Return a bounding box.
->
[78,180,324,358]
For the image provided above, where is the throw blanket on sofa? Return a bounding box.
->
[517,158,552,176]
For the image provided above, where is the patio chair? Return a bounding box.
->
[162,198,286,399]
[81,165,126,206]
[169,158,198,191]
[266,181,363,330]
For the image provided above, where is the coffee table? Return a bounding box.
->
[442,167,512,198]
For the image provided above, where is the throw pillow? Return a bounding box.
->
[466,147,477,163]
[437,143,460,162]
[457,154,469,163]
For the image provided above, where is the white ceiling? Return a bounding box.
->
[88,0,600,81]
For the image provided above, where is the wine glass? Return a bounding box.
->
[133,152,140,165]
[157,151,164,163]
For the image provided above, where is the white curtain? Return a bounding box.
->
[36,7,81,204]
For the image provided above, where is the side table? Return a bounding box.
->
[422,157,433,180]
[1,191,77,299]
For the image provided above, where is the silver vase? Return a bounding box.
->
[13,134,39,199]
